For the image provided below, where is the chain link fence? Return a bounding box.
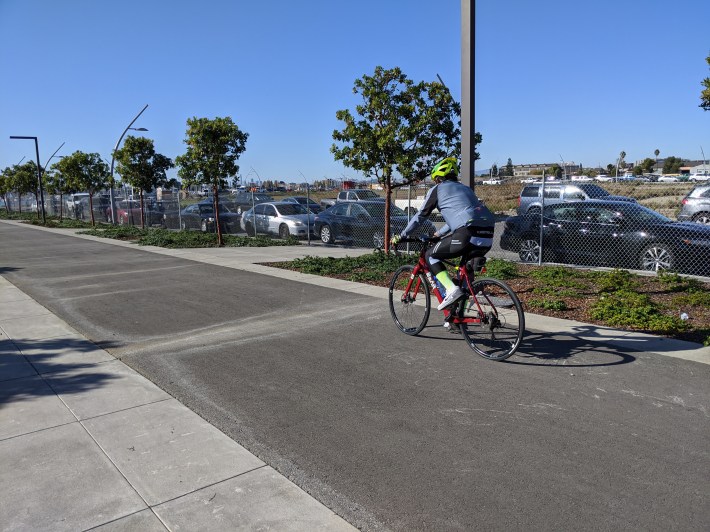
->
[497,182,710,278]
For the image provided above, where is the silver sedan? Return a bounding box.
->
[241,202,317,239]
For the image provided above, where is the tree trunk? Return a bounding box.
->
[59,193,63,221]
[34,190,40,221]
[139,190,145,229]
[89,193,96,227]
[213,184,224,246]
[18,194,22,214]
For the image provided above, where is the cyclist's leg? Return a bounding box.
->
[428,227,473,310]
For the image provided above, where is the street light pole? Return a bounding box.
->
[10,135,46,223]
[109,104,149,224]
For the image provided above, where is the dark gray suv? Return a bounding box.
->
[677,185,710,225]
[517,183,636,215]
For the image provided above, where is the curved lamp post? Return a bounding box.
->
[10,135,46,223]
[109,104,148,224]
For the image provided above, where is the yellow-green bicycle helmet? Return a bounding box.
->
[431,157,459,181]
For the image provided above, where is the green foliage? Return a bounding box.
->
[662,156,684,175]
[176,117,248,191]
[483,258,518,280]
[673,291,710,307]
[656,270,703,292]
[701,54,710,111]
[331,66,465,186]
[590,290,688,333]
[77,226,298,248]
[288,251,411,279]
[529,266,585,289]
[10,161,39,198]
[528,298,567,311]
[594,269,639,292]
[114,136,174,195]
[176,116,248,245]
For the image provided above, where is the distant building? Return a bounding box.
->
[511,162,582,177]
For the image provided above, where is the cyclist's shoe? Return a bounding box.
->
[437,286,464,310]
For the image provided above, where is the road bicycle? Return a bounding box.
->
[389,237,525,361]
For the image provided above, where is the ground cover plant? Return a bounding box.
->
[78,226,300,248]
[265,252,710,345]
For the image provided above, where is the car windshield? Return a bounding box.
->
[201,204,233,214]
[361,203,407,217]
[356,190,381,199]
[276,204,309,215]
[577,184,610,197]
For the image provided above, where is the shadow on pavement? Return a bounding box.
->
[0,337,121,405]
[510,330,637,367]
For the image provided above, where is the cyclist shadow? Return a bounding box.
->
[510,330,637,367]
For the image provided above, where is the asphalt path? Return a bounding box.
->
[1,223,709,531]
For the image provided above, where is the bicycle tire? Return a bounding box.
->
[458,277,525,361]
[389,265,431,335]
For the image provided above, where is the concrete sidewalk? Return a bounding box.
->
[2,220,709,531]
[0,274,356,531]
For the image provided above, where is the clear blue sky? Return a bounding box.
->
[1,0,708,184]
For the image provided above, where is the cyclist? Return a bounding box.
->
[391,157,495,311]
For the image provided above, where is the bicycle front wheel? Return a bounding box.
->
[389,265,431,335]
[458,277,524,361]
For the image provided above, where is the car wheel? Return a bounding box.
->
[691,212,710,225]
[372,229,385,249]
[320,224,334,244]
[245,222,256,236]
[119,216,126,225]
[201,220,208,232]
[526,207,541,216]
[518,237,540,263]
[640,243,674,272]
[279,224,290,239]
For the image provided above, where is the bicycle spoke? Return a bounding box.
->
[389,265,431,335]
[458,278,525,361]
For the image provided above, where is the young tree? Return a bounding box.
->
[700,54,710,111]
[504,158,514,177]
[114,136,174,228]
[0,167,13,212]
[11,162,40,216]
[175,116,248,246]
[46,162,77,221]
[55,151,109,226]
[332,66,467,251]
[491,163,498,177]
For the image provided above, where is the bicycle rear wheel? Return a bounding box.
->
[389,265,431,335]
[458,277,524,361]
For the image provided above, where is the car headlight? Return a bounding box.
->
[293,221,304,226]
[208,217,215,222]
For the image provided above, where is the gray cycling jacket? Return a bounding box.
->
[400,179,494,239]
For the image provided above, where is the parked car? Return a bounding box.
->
[517,183,636,215]
[677,185,710,225]
[658,176,680,183]
[280,196,322,213]
[314,200,435,248]
[174,202,241,233]
[241,202,316,239]
[225,192,274,214]
[500,200,710,275]
[320,189,384,208]
[144,200,174,228]
[107,199,143,225]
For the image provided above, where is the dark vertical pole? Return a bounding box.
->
[34,138,46,223]
[461,0,475,190]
